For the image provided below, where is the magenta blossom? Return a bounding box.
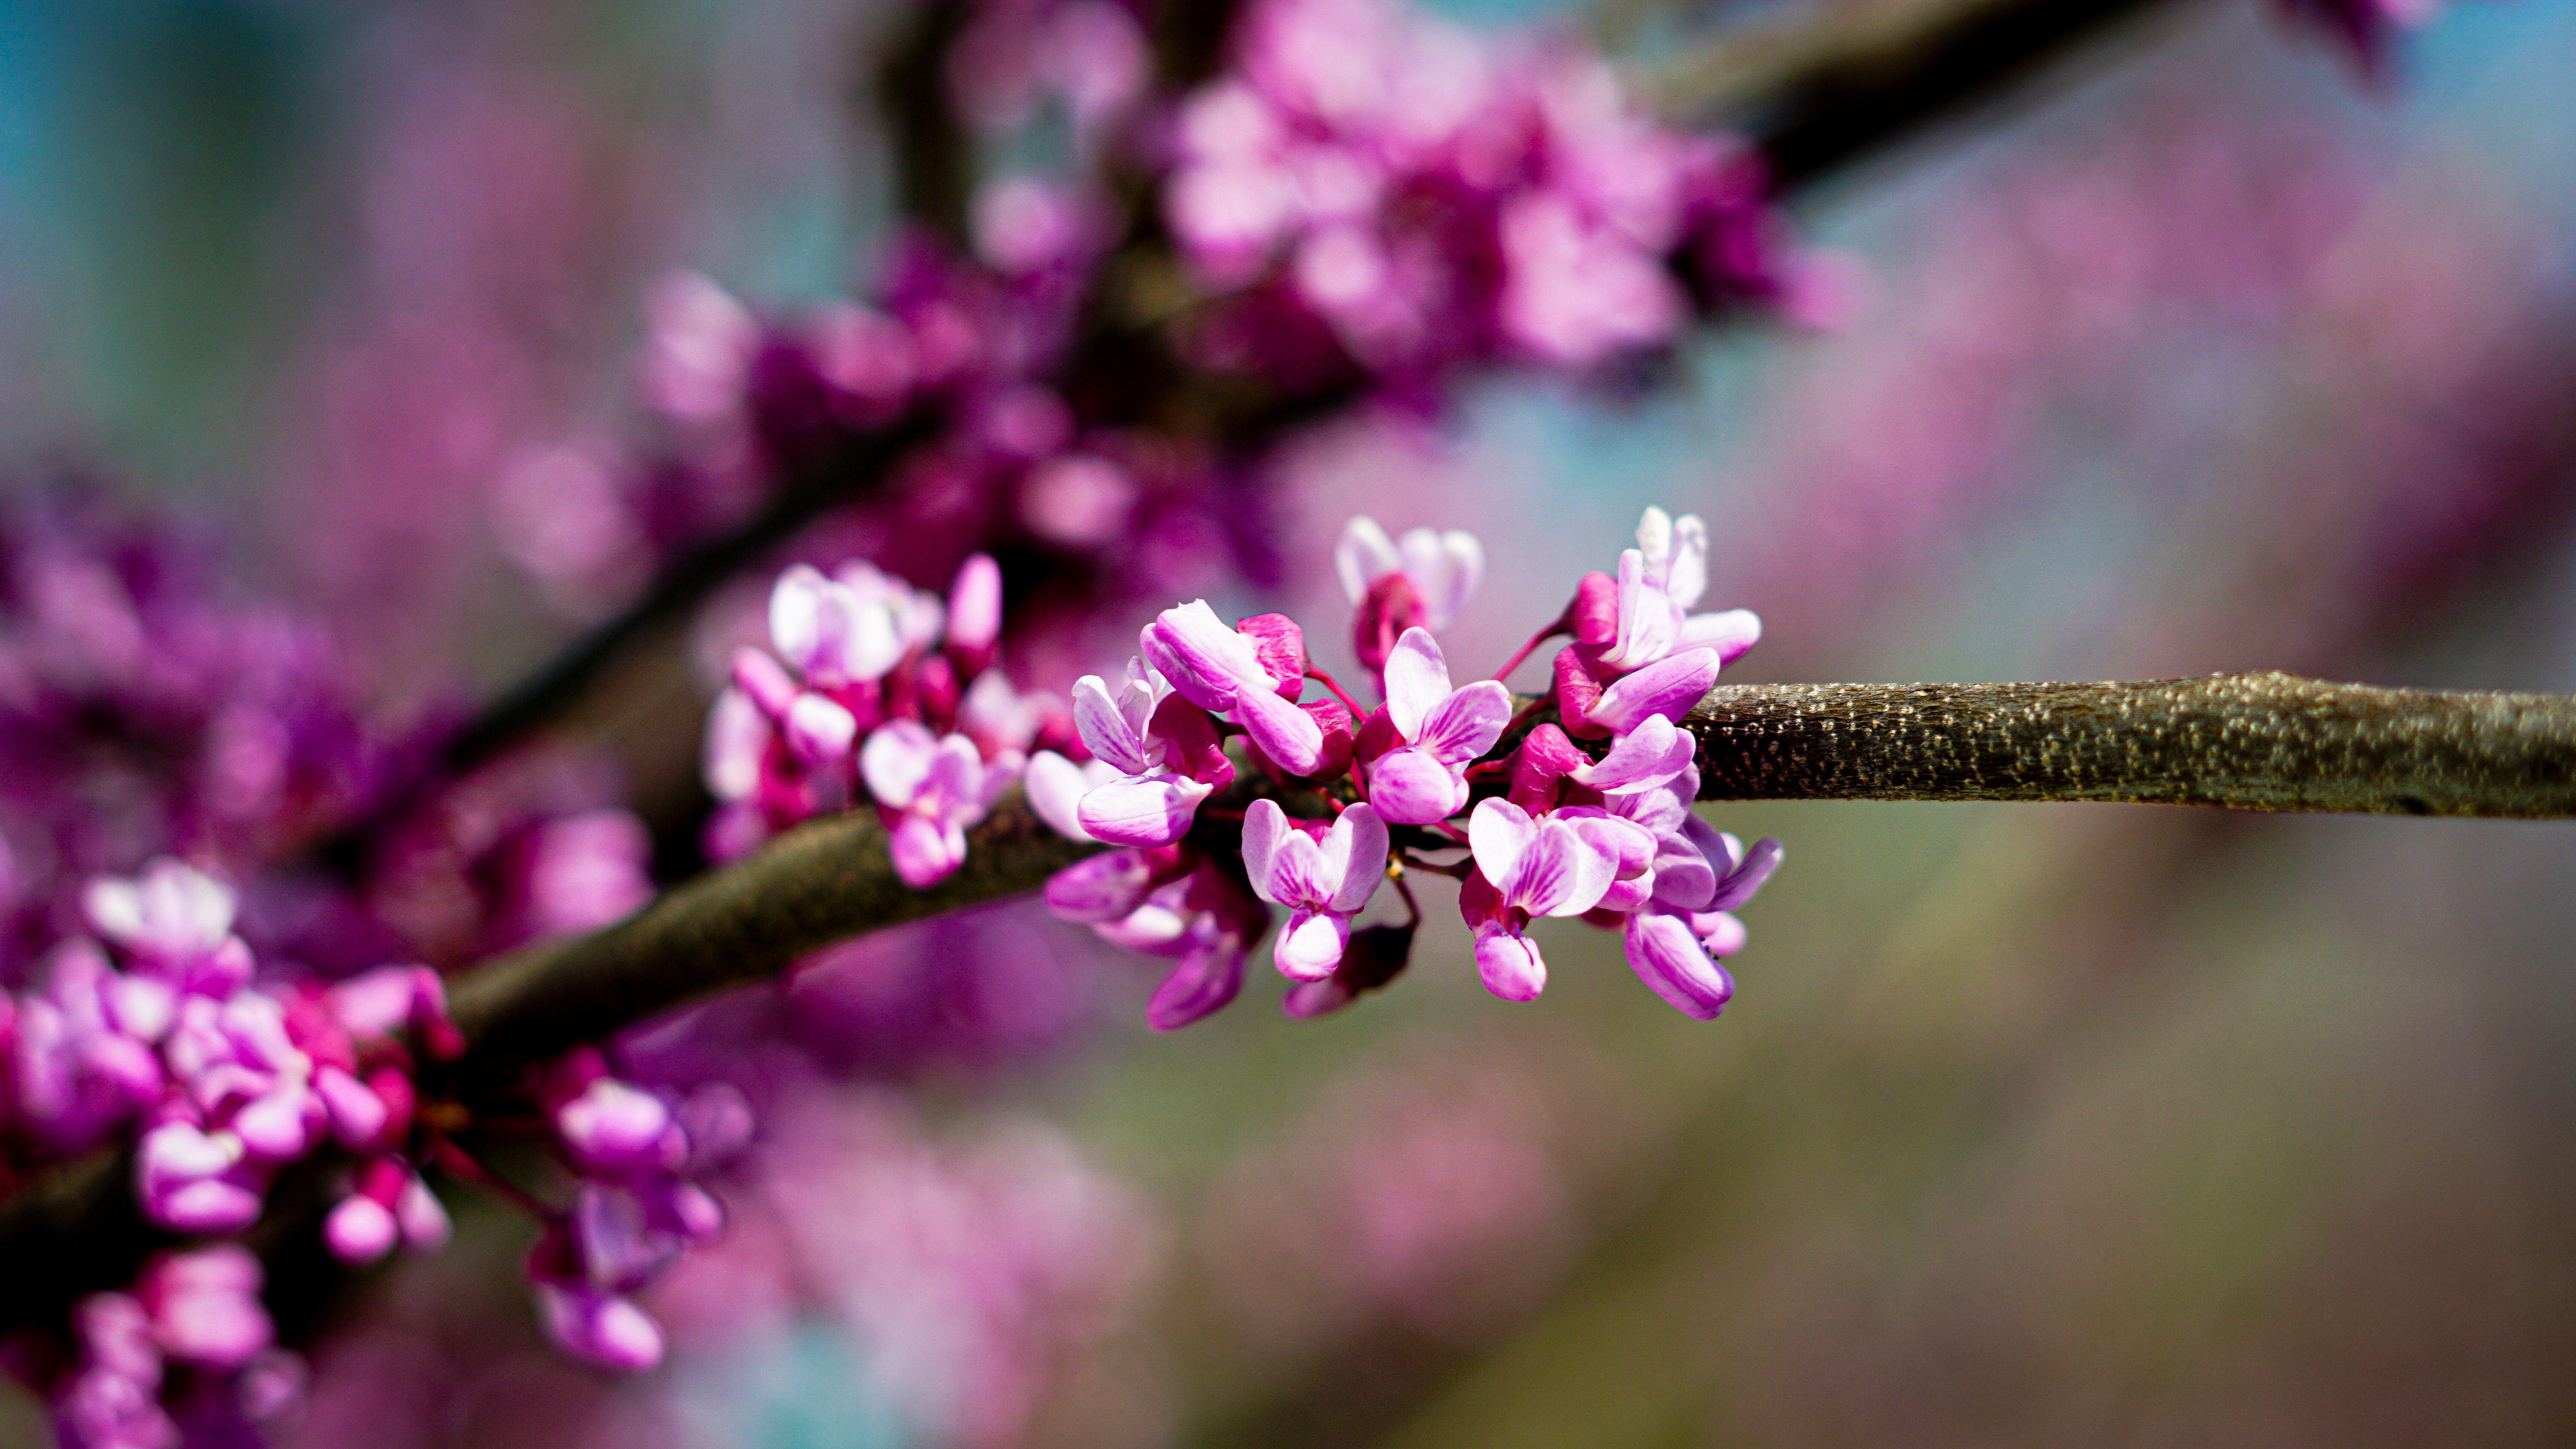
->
[1138,600,1332,776]
[1622,826,1783,1019]
[1595,507,1761,673]
[1336,517,1482,671]
[1072,659,1236,846]
[1242,800,1389,979]
[1359,627,1513,825]
[1460,798,1622,1001]
[1025,749,1125,843]
[860,721,1015,888]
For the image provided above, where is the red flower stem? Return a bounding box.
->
[426,1136,555,1220]
[1491,626,1564,683]
[1305,667,1366,716]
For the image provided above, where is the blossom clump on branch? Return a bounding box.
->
[1035,509,1782,1027]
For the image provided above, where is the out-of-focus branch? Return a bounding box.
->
[1685,674,2576,816]
[445,791,1100,1093]
[1643,0,2195,189]
[421,0,2206,784]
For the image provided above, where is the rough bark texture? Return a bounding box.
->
[1686,673,2576,816]
[446,791,1101,1093]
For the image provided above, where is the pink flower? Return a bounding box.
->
[1459,798,1622,1001]
[324,1158,450,1266]
[13,943,165,1152]
[1335,517,1483,671]
[769,563,907,690]
[1595,507,1761,673]
[1025,749,1124,843]
[137,1247,273,1370]
[82,859,252,997]
[1497,192,1685,367]
[1622,828,1781,1019]
[1241,800,1389,979]
[1360,628,1512,825]
[1072,659,1236,847]
[1139,600,1331,775]
[946,552,1004,674]
[861,721,1015,888]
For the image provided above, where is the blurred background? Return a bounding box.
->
[5,0,2576,1443]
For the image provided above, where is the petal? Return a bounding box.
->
[1649,829,1717,912]
[1677,608,1761,665]
[1665,514,1708,610]
[1709,837,1783,912]
[1623,912,1733,1019]
[766,565,831,670]
[946,553,1003,653]
[1367,747,1467,825]
[1416,679,1513,765]
[785,693,858,765]
[1334,515,1400,604]
[1240,800,1291,903]
[1590,648,1719,733]
[1146,928,1247,1030]
[1398,527,1484,631]
[1381,627,1453,740]
[1695,909,1750,957]
[1267,833,1332,908]
[702,689,772,802]
[1072,675,1151,774]
[1602,548,1680,670]
[1467,797,1537,892]
[1024,751,1098,842]
[1273,908,1350,981]
[326,1196,398,1265]
[859,720,937,806]
[888,813,964,888]
[1045,852,1157,923]
[1323,803,1388,914]
[1144,600,1266,711]
[82,879,146,949]
[1078,773,1212,848]
[1511,819,1619,917]
[1635,506,1673,579]
[1569,714,1695,794]
[1474,928,1546,1002]
[1236,685,1328,776]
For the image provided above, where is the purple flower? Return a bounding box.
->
[1565,713,1698,798]
[1622,827,1781,1019]
[1596,507,1761,673]
[1138,600,1330,775]
[13,943,166,1152]
[1025,749,1124,843]
[1335,517,1482,670]
[1360,628,1512,825]
[1459,798,1622,1001]
[81,859,252,998]
[862,721,1014,887]
[1241,800,1388,980]
[324,1158,450,1266]
[1584,647,1722,735]
[1072,659,1235,847]
[136,1247,273,1370]
[769,563,908,690]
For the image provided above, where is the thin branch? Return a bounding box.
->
[1685,673,2576,816]
[1644,0,2196,189]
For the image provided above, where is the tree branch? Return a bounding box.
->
[444,792,1100,1094]
[1646,0,2195,189]
[1684,673,2576,816]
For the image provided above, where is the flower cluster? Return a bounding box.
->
[53,1248,302,1449]
[0,857,461,1441]
[525,1055,753,1372]
[1162,0,1821,385]
[1034,508,1782,1028]
[703,551,1080,883]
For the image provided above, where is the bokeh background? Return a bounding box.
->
[4,0,2576,1443]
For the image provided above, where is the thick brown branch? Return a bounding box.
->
[445,791,1100,1094]
[1685,673,2576,816]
